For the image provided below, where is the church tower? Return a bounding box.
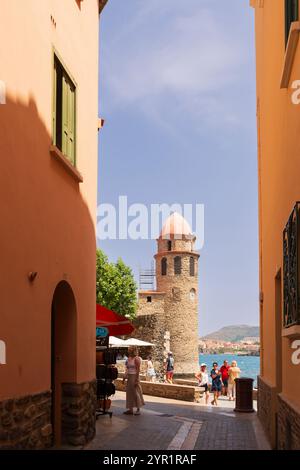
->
[155,212,200,375]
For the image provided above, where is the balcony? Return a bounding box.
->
[283,202,300,328]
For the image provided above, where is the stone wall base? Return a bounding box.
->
[257,375,277,448]
[62,380,96,447]
[0,390,52,449]
[277,394,300,450]
[0,379,96,449]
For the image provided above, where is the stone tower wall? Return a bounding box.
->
[156,249,199,376]
[134,293,168,376]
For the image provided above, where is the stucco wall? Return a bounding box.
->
[253,0,300,448]
[0,0,99,400]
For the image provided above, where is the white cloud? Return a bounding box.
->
[102,1,249,131]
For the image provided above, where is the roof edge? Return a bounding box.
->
[99,0,108,14]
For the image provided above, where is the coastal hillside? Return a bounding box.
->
[201,325,259,343]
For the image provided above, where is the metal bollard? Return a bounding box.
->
[234,378,255,413]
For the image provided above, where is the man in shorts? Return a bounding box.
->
[166,352,174,384]
[220,360,230,396]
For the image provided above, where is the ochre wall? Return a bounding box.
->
[253,0,300,433]
[0,0,99,400]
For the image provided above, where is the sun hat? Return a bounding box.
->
[200,363,207,367]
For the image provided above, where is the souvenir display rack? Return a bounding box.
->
[96,332,118,419]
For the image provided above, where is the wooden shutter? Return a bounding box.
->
[62,74,76,164]
[53,61,57,146]
[68,84,75,165]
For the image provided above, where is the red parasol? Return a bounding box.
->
[96,304,134,336]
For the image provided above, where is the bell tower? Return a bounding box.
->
[155,212,200,376]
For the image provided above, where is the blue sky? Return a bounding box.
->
[97,0,258,336]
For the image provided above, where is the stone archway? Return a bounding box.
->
[51,281,77,446]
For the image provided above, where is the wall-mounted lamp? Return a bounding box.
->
[28,272,38,282]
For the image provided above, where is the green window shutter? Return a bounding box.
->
[53,62,57,146]
[53,55,76,165]
[62,74,69,157]
[68,84,75,165]
[62,74,75,165]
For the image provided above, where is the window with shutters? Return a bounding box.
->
[285,0,299,46]
[53,55,76,165]
[174,256,182,275]
[161,258,167,276]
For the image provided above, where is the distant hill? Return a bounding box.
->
[201,325,259,343]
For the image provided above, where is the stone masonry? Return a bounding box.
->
[0,380,96,449]
[257,376,275,446]
[0,390,52,449]
[61,380,96,446]
[277,394,300,450]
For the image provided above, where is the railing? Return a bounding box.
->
[283,202,300,327]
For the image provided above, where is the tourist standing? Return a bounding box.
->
[146,355,156,382]
[166,352,175,384]
[220,360,230,396]
[228,360,241,401]
[195,363,209,405]
[210,362,222,406]
[123,346,145,415]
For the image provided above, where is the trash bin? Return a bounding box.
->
[234,378,254,413]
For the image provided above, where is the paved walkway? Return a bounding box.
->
[86,391,271,451]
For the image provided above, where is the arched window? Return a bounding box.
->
[190,288,196,301]
[167,240,172,251]
[174,256,182,275]
[161,257,167,276]
[190,257,195,276]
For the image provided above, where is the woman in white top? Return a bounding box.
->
[146,355,156,382]
[123,346,145,415]
[195,363,210,405]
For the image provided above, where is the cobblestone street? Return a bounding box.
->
[86,391,270,451]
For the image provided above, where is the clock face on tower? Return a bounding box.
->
[190,289,196,301]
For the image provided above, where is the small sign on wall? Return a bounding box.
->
[0,340,6,364]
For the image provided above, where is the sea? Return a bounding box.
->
[199,353,260,388]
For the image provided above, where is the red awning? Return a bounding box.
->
[96,304,134,336]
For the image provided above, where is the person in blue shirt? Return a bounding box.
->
[211,362,223,406]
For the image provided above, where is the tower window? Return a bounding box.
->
[167,240,172,251]
[161,257,167,276]
[190,257,195,276]
[174,256,182,275]
[147,296,152,303]
[190,289,196,301]
[285,0,298,46]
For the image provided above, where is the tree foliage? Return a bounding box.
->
[96,249,137,320]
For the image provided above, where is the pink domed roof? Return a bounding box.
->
[160,212,193,238]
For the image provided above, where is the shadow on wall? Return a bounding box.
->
[0,94,96,399]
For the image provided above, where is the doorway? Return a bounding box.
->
[51,281,77,446]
